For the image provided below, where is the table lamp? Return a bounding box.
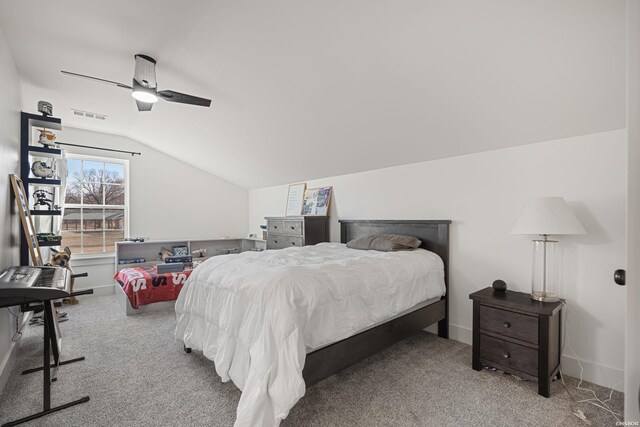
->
[511,197,586,302]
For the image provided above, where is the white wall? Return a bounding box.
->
[625,0,640,420]
[249,130,627,391]
[0,25,23,394]
[49,126,250,291]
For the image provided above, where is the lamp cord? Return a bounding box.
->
[558,300,622,423]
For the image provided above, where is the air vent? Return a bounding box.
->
[71,109,108,121]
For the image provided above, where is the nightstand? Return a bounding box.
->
[469,287,563,397]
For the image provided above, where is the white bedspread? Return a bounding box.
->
[175,243,445,426]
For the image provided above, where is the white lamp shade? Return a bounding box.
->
[511,196,587,236]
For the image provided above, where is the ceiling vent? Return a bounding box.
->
[71,109,107,120]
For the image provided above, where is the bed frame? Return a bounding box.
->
[301,219,450,386]
[183,219,451,387]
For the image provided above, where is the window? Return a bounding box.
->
[62,155,129,255]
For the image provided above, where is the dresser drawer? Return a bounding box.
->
[479,334,538,376]
[267,220,284,234]
[267,235,303,249]
[282,220,303,236]
[480,305,538,345]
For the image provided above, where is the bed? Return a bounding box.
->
[115,266,192,309]
[175,219,450,426]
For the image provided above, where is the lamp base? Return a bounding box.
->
[531,291,559,303]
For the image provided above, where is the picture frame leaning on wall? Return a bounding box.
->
[302,186,332,216]
[285,182,306,216]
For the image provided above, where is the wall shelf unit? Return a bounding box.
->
[115,238,266,272]
[20,112,64,265]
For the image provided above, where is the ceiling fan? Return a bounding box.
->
[61,54,211,112]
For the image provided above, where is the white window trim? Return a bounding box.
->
[64,153,130,256]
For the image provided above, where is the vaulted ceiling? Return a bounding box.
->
[0,0,626,188]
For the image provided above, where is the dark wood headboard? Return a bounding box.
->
[339,220,450,267]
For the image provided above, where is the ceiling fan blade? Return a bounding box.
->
[157,90,211,107]
[135,100,153,112]
[134,54,157,88]
[61,70,132,89]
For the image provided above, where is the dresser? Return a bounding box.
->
[265,216,330,250]
[469,287,563,397]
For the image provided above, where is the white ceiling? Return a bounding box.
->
[0,0,626,189]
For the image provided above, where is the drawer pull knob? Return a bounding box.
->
[291,242,296,245]
[503,352,511,359]
[503,321,511,328]
[290,226,295,229]
[274,226,278,229]
[274,240,278,243]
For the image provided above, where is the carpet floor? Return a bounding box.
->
[0,295,624,426]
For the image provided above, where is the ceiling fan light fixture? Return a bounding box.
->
[131,89,158,103]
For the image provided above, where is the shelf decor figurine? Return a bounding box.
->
[32,190,58,211]
[37,100,53,116]
[31,160,56,178]
[37,129,57,147]
[511,196,586,302]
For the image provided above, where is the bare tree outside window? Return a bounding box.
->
[65,168,124,204]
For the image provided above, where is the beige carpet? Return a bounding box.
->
[0,295,624,426]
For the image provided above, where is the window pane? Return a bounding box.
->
[65,160,82,203]
[104,184,125,205]
[82,160,104,182]
[61,208,81,230]
[104,163,125,184]
[104,209,125,230]
[82,230,104,254]
[82,208,103,230]
[67,159,82,179]
[61,230,82,254]
[81,182,103,204]
[105,230,125,251]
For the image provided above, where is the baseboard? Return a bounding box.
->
[449,323,472,345]
[75,283,115,297]
[560,354,624,392]
[446,324,624,392]
[0,311,31,395]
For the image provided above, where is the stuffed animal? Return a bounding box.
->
[159,247,172,261]
[50,247,78,305]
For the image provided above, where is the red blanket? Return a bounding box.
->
[115,266,192,309]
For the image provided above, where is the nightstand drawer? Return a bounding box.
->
[282,220,303,236]
[480,305,538,345]
[267,235,303,249]
[480,334,538,376]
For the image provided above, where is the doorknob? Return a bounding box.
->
[614,269,626,286]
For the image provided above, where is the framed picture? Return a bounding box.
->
[285,182,306,216]
[302,186,332,216]
[172,246,188,256]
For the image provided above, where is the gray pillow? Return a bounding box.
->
[346,234,422,252]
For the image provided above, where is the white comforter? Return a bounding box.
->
[175,242,445,426]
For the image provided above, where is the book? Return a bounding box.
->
[119,258,146,265]
[165,255,192,264]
